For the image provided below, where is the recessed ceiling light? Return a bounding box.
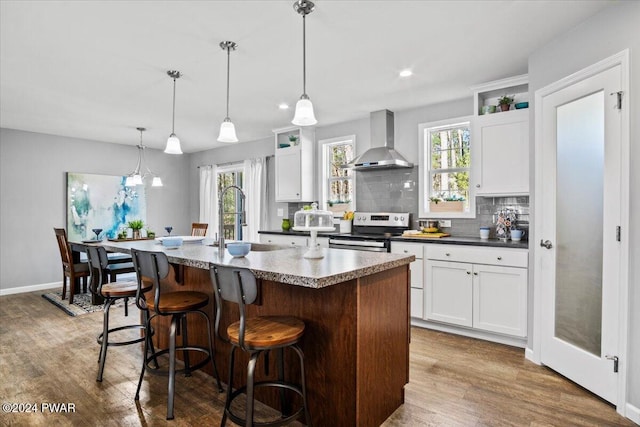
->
[399,69,413,78]
[278,103,289,110]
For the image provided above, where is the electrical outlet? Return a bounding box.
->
[277,208,284,217]
[438,220,451,228]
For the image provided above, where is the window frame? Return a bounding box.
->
[418,116,475,219]
[318,135,356,217]
[216,163,244,240]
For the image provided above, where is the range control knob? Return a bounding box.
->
[394,216,398,221]
[400,216,405,221]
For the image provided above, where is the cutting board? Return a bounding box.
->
[402,232,450,239]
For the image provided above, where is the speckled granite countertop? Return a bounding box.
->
[258,230,529,249]
[99,240,414,289]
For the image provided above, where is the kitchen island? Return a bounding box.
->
[100,239,414,427]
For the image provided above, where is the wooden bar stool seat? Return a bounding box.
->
[227,316,305,349]
[132,249,222,420]
[210,264,312,427]
[145,291,209,313]
[86,246,157,383]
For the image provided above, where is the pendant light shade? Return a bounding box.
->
[218,118,238,143]
[217,41,238,143]
[292,0,317,126]
[292,95,317,126]
[164,70,183,154]
[165,133,182,155]
[126,127,163,187]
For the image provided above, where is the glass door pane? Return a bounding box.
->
[554,91,604,356]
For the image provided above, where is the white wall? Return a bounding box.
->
[0,128,191,292]
[528,0,640,411]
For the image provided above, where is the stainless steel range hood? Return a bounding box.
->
[344,109,413,170]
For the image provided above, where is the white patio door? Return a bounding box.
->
[538,63,623,404]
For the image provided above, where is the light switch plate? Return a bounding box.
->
[277,208,284,217]
[438,220,452,228]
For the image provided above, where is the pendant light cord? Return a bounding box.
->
[171,77,177,133]
[226,45,231,119]
[302,13,307,96]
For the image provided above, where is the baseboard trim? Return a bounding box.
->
[411,318,527,349]
[625,403,640,425]
[525,348,541,365]
[0,282,60,296]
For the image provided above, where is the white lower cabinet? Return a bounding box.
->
[425,245,528,338]
[391,242,424,319]
[259,234,308,247]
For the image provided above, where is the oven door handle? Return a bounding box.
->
[328,239,387,248]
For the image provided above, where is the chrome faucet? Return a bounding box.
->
[218,185,247,252]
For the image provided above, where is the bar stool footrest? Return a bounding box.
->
[144,346,211,375]
[97,324,147,347]
[226,381,305,427]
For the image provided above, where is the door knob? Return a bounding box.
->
[540,239,553,249]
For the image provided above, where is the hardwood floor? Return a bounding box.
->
[0,290,634,426]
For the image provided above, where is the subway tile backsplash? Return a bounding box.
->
[283,166,528,240]
[356,168,419,214]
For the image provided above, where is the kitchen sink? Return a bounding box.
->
[209,242,289,251]
[248,243,290,251]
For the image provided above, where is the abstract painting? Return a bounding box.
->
[66,173,146,241]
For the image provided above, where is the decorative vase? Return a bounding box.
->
[281,218,291,231]
[339,219,352,234]
[132,230,141,239]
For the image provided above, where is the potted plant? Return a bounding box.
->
[146,228,156,239]
[288,134,299,145]
[497,95,514,112]
[128,219,144,239]
[429,194,465,212]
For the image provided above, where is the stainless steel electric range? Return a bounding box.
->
[328,212,411,252]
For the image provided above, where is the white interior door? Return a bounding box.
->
[538,65,622,404]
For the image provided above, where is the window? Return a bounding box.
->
[418,118,474,218]
[319,135,355,216]
[217,165,243,240]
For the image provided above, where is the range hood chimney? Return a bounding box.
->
[344,109,413,170]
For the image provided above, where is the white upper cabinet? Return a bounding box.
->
[471,75,530,196]
[274,126,315,202]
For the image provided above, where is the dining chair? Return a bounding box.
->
[86,245,157,382]
[131,249,222,420]
[210,264,312,427]
[54,228,90,305]
[191,222,208,237]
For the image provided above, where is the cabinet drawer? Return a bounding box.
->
[426,245,527,268]
[391,242,424,259]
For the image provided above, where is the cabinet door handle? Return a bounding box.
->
[466,271,471,275]
[476,184,481,188]
[403,250,408,253]
[497,256,502,260]
[473,272,478,276]
[445,253,450,257]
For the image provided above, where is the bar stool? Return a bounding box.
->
[131,249,222,420]
[210,264,312,427]
[85,246,157,382]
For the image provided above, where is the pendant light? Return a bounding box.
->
[217,41,239,143]
[292,0,317,126]
[126,127,163,187]
[164,70,183,154]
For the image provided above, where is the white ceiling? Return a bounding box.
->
[0,0,611,153]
